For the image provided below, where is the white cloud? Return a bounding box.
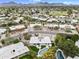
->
[63,1,79,5]
[63,2,72,5]
[32,0,41,2]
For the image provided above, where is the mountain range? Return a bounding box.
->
[0,1,78,7]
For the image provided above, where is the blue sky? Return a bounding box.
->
[0,0,79,4]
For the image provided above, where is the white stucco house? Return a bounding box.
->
[0,42,29,59]
[67,56,79,59]
[0,28,6,34]
[47,18,58,22]
[9,24,25,31]
[29,36,52,48]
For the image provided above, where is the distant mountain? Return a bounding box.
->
[2,1,17,4]
[25,2,67,7]
[51,3,66,6]
[0,1,23,7]
[0,1,79,7]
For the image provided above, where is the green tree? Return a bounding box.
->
[67,9,73,16]
[43,47,56,59]
[55,34,65,46]
[1,40,5,45]
[71,34,79,43]
[24,33,31,40]
[55,34,79,57]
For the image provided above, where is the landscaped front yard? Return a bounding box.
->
[1,37,20,45]
[19,55,32,59]
[19,46,39,59]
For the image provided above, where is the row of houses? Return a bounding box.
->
[32,14,79,24]
[28,23,78,34]
[0,36,52,59]
[0,24,27,40]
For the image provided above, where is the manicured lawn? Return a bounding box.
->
[30,46,39,52]
[19,46,40,59]
[19,46,39,59]
[19,55,32,59]
[49,11,68,16]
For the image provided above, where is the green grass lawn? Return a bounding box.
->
[19,46,39,59]
[19,55,32,59]
[29,46,39,52]
[49,11,68,16]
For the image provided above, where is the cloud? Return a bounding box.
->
[63,2,72,5]
[32,0,41,2]
[63,1,79,5]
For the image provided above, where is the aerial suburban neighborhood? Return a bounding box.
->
[0,0,79,59]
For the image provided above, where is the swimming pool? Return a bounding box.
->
[37,47,48,57]
[56,49,65,59]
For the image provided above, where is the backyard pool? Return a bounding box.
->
[56,49,65,59]
[37,47,48,57]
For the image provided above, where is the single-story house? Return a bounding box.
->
[29,36,52,47]
[10,24,26,34]
[29,24,42,28]
[44,24,58,28]
[67,56,79,59]
[0,28,6,34]
[10,24,25,31]
[47,18,58,22]
[59,24,76,30]
[0,42,29,59]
